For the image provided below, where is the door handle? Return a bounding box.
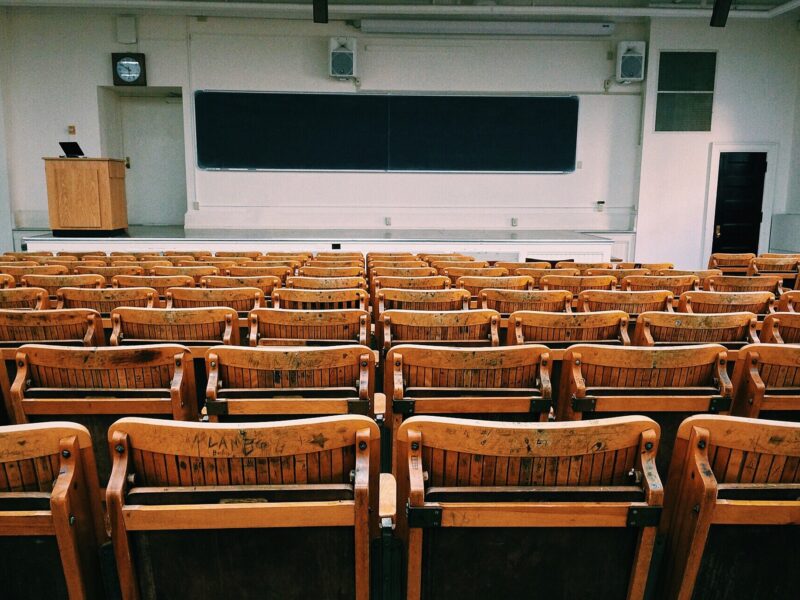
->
[715,225,721,239]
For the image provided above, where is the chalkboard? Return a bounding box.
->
[195,91,578,172]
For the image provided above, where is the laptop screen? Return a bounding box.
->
[59,142,84,157]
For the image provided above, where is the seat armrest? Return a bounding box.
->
[379,473,397,522]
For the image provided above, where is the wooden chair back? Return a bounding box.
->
[164,250,212,257]
[368,260,428,270]
[0,422,105,599]
[456,275,531,297]
[214,250,262,259]
[493,261,550,274]
[112,260,172,270]
[431,260,489,273]
[286,276,367,290]
[420,254,474,263]
[304,259,364,268]
[28,255,78,265]
[746,256,798,276]
[730,343,800,419]
[249,259,302,270]
[707,275,782,294]
[199,255,252,264]
[480,289,573,314]
[379,309,500,353]
[660,415,800,600]
[95,254,135,263]
[760,311,800,344]
[659,269,723,290]
[21,274,104,297]
[678,290,775,315]
[559,343,731,474]
[0,287,50,310]
[577,290,673,315]
[111,307,239,345]
[152,265,220,282]
[776,289,800,312]
[377,289,469,317]
[633,311,758,348]
[272,288,368,311]
[4,251,53,258]
[248,308,369,346]
[615,262,674,271]
[177,259,237,270]
[0,308,104,347]
[0,265,68,280]
[586,268,651,281]
[59,250,105,258]
[73,265,144,278]
[107,415,379,599]
[622,275,699,295]
[165,286,264,312]
[56,287,156,314]
[0,273,14,289]
[201,275,282,297]
[370,267,436,279]
[298,266,365,278]
[113,274,195,297]
[555,261,613,274]
[373,276,450,290]
[507,310,630,347]
[540,274,616,295]
[205,345,375,419]
[396,415,663,600]
[262,252,312,260]
[314,252,364,259]
[708,252,756,273]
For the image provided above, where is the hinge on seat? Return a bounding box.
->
[571,395,596,412]
[347,399,370,415]
[393,398,415,415]
[708,395,731,413]
[407,502,442,528]
[627,505,662,528]
[205,400,227,416]
[529,398,552,413]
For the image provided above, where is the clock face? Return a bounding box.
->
[116,57,142,82]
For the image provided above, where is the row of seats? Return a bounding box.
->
[2,413,797,599]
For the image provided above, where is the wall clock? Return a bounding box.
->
[112,53,147,86]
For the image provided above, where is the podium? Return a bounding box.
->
[44,158,128,235]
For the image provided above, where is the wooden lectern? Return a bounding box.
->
[44,158,128,234]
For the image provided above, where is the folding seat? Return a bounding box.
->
[110,307,239,346]
[214,250,262,258]
[0,265,68,282]
[431,260,489,274]
[164,250,212,257]
[577,289,673,317]
[112,260,172,271]
[559,344,732,474]
[58,250,105,259]
[21,273,104,297]
[379,309,500,354]
[621,275,699,295]
[273,288,368,311]
[73,265,144,278]
[633,311,758,349]
[660,415,800,600]
[480,289,573,315]
[516,267,579,289]
[298,266,366,278]
[56,287,156,315]
[113,274,195,299]
[615,261,674,270]
[373,275,450,291]
[456,274,532,298]
[201,275,282,299]
[541,274,616,295]
[248,308,369,346]
[0,274,13,289]
[0,287,50,310]
[507,310,630,347]
[586,267,651,282]
[493,261,550,274]
[377,289,469,317]
[554,260,613,274]
[152,265,220,283]
[760,311,800,343]
[305,259,364,268]
[205,345,377,421]
[9,344,197,480]
[0,308,104,347]
[228,265,292,283]
[0,422,105,599]
[177,259,238,271]
[708,252,756,274]
[707,275,782,294]
[777,289,800,311]
[731,343,800,418]
[396,415,663,600]
[165,286,264,314]
[287,276,367,290]
[440,267,506,286]
[678,290,775,315]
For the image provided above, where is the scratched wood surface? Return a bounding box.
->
[731,343,800,419]
[708,253,755,273]
[21,274,104,297]
[507,310,629,346]
[374,276,450,291]
[228,265,292,282]
[707,275,782,294]
[577,290,673,314]
[273,288,368,311]
[622,275,699,295]
[633,311,758,347]
[441,267,507,286]
[287,276,367,290]
[73,265,144,278]
[166,287,264,312]
[480,289,572,314]
[378,289,469,315]
[555,261,613,275]
[249,308,369,346]
[0,287,49,310]
[541,275,616,295]
[201,275,281,297]
[379,309,500,351]
[456,275,532,297]
[152,266,220,283]
[56,287,156,313]
[113,275,195,297]
[760,312,800,343]
[679,291,775,315]
[111,307,239,345]
[0,308,104,346]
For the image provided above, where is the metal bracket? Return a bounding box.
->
[407,502,442,528]
[204,400,227,416]
[626,505,662,528]
[529,398,552,413]
[571,395,596,412]
[393,398,415,415]
[347,399,371,415]
[708,395,731,413]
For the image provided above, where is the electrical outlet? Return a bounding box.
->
[67,125,76,135]
[511,217,518,227]
[384,217,391,226]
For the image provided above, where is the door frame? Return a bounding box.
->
[701,142,778,264]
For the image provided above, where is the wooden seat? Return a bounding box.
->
[555,261,613,274]
[73,265,144,278]
[205,345,376,419]
[730,343,800,419]
[760,312,800,343]
[165,286,264,313]
[493,261,550,274]
[377,289,469,317]
[110,251,152,257]
[112,260,172,270]
[633,311,758,349]
[214,250,262,259]
[315,251,364,258]
[660,415,800,600]
[431,260,489,274]
[746,256,798,276]
[559,344,732,475]
[368,261,428,274]
[586,268,651,281]
[298,266,365,278]
[678,290,775,315]
[162,250,212,257]
[249,259,302,271]
[201,275,282,298]
[0,264,68,281]
[507,310,630,347]
[111,307,239,345]
[273,288,368,311]
[305,259,364,268]
[540,274,616,295]
[0,274,14,289]
[441,267,507,286]
[0,287,49,310]
[0,308,104,347]
[59,250,105,258]
[107,415,379,599]
[708,252,756,274]
[113,274,195,298]
[21,274,104,297]
[422,254,474,264]
[3,251,52,258]
[707,275,782,294]
[95,254,135,263]
[9,344,197,480]
[480,289,573,314]
[199,255,252,264]
[0,422,105,599]
[28,255,78,265]
[616,262,674,271]
[369,266,437,298]
[777,289,800,311]
[248,308,369,346]
[177,259,238,270]
[152,265,220,282]
[386,345,553,458]
[379,309,500,353]
[456,275,531,297]
[373,275,450,291]
[622,275,699,295]
[515,267,579,289]
[263,251,312,259]
[56,287,156,314]
[659,269,723,290]
[396,415,663,600]
[577,290,673,316]
[287,276,367,290]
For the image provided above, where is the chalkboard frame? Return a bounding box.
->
[194,90,579,174]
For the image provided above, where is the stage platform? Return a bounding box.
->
[24,226,614,261]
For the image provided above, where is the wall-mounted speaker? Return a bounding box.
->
[616,41,646,83]
[329,37,357,79]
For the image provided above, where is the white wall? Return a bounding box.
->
[635,18,800,268]
[788,72,800,213]
[0,9,16,250]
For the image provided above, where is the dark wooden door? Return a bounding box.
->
[712,152,767,253]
